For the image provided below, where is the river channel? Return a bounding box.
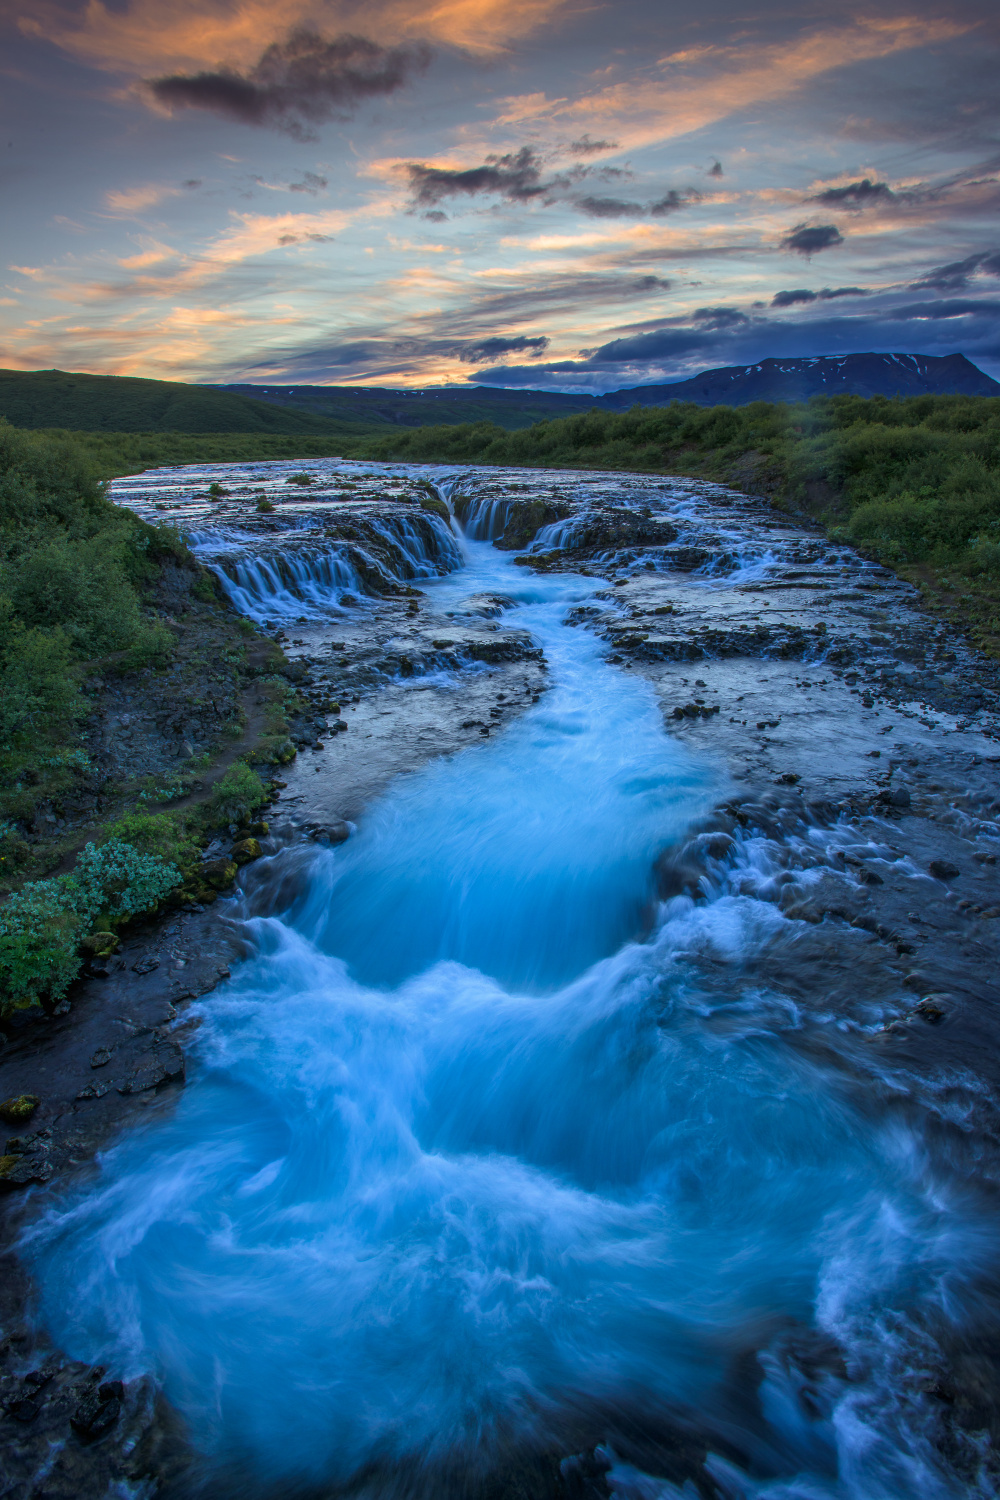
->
[14,459,1000,1499]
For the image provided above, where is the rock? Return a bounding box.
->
[181,739,195,758]
[913,994,950,1022]
[71,1379,123,1437]
[0,1094,39,1125]
[117,1041,185,1095]
[929,859,960,880]
[245,821,269,838]
[888,786,911,808]
[79,931,120,957]
[132,955,160,975]
[0,1153,53,1189]
[230,838,262,865]
[90,1048,112,1068]
[200,858,238,890]
[77,1080,111,1101]
[310,821,350,844]
[776,772,800,785]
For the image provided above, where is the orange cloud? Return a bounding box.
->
[18,0,572,76]
[495,15,972,148]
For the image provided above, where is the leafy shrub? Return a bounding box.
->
[72,839,181,922]
[102,811,200,871]
[0,879,82,1010]
[286,472,314,486]
[0,839,180,1011]
[210,763,267,824]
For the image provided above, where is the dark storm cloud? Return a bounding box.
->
[147,30,429,140]
[569,136,620,156]
[911,251,1000,290]
[771,286,868,306]
[781,224,844,255]
[812,178,894,208]
[892,298,1000,320]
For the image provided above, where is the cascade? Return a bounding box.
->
[20,464,1000,1500]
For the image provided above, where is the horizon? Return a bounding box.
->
[3,2,1000,392]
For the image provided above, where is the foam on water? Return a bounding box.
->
[21,483,1000,1498]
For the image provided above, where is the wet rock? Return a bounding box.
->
[90,1048,112,1068]
[309,821,350,843]
[200,857,238,889]
[117,1041,185,1095]
[132,955,160,975]
[70,1377,123,1437]
[913,994,951,1023]
[929,859,961,880]
[230,837,263,865]
[0,1094,39,1125]
[77,1079,112,1101]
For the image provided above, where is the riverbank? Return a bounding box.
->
[2,458,999,1498]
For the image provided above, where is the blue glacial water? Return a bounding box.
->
[21,518,999,1498]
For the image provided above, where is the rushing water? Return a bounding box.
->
[22,489,1000,1498]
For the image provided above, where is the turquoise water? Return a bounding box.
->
[22,523,997,1498]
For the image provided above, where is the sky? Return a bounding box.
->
[2,0,1000,392]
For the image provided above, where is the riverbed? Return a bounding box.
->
[5,459,1000,1499]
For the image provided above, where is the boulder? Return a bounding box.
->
[230,838,262,865]
[200,858,238,890]
[0,1094,39,1125]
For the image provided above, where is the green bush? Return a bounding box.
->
[210,763,267,824]
[102,810,200,871]
[0,838,180,1011]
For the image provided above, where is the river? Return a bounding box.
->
[16,461,1000,1499]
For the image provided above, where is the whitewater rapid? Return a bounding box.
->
[21,495,1000,1499]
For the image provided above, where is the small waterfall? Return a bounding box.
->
[453,493,515,540]
[190,512,463,622]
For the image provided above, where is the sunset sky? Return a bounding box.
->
[2,0,999,391]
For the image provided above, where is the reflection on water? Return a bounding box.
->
[21,493,1000,1498]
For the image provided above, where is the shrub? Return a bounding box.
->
[210,763,267,824]
[72,839,181,922]
[102,811,200,871]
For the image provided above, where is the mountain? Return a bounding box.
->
[599,353,1000,408]
[2,353,996,438]
[0,369,367,435]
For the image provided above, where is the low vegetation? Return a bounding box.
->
[0,421,297,1017]
[361,394,1000,652]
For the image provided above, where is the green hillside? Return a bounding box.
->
[0,369,373,437]
[219,383,596,430]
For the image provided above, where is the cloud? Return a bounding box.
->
[771,286,868,306]
[147,29,429,140]
[103,183,181,214]
[569,136,620,156]
[709,160,724,178]
[405,147,699,222]
[812,178,894,208]
[781,223,844,255]
[289,172,328,194]
[911,251,1000,291]
[406,146,558,206]
[891,298,1000,320]
[457,335,549,363]
[650,190,701,216]
[574,196,645,218]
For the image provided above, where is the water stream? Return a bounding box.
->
[21,493,1000,1497]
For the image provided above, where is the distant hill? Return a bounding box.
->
[2,353,996,438]
[0,369,365,435]
[599,353,1000,408]
[218,383,595,429]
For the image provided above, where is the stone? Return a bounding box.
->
[90,1048,112,1068]
[310,821,350,844]
[230,838,262,865]
[79,931,120,957]
[118,1042,185,1095]
[77,1080,111,1101]
[0,1154,53,1189]
[913,994,950,1022]
[0,1094,39,1124]
[929,859,960,880]
[200,858,238,890]
[71,1379,123,1437]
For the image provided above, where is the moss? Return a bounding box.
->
[0,1094,39,1124]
